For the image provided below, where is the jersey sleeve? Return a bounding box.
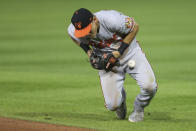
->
[106,10,135,35]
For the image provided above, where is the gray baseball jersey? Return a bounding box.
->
[68,10,138,50]
[68,10,157,112]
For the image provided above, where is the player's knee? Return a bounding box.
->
[105,101,121,111]
[142,81,157,94]
[106,104,117,111]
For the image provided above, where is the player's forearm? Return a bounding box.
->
[77,42,92,57]
[112,23,139,58]
[123,23,139,44]
[75,42,92,57]
[87,50,92,58]
[69,35,92,56]
[79,42,92,56]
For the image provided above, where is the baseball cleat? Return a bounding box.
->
[116,89,127,119]
[128,110,144,122]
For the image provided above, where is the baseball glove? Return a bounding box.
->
[90,47,119,71]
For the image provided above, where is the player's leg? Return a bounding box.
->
[126,48,157,122]
[99,70,126,119]
[115,87,126,119]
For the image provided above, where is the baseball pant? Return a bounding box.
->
[98,47,157,111]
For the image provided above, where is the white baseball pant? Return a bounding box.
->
[98,46,157,111]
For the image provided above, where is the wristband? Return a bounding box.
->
[118,41,129,55]
[80,43,91,53]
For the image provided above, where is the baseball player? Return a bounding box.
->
[67,8,157,122]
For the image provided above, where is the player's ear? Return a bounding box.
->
[93,16,97,21]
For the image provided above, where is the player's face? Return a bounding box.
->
[88,17,99,39]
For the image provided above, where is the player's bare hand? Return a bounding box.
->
[106,62,111,69]
[106,57,117,69]
[87,50,93,58]
[112,51,121,58]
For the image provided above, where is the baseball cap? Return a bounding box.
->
[71,8,93,38]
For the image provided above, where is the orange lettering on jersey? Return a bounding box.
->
[125,17,133,29]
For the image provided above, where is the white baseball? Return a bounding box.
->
[128,60,135,68]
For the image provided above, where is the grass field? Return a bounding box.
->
[0,0,196,130]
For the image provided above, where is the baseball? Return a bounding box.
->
[128,60,135,69]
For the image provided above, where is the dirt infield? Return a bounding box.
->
[0,117,96,131]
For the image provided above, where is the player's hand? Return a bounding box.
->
[112,51,121,58]
[87,50,93,58]
[89,48,119,71]
[105,56,117,69]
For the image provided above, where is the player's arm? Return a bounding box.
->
[69,35,92,57]
[123,22,139,46]
[113,22,139,58]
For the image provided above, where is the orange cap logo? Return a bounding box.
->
[75,22,82,29]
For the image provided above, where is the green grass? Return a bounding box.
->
[0,0,196,131]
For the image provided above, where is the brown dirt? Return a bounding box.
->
[0,117,96,131]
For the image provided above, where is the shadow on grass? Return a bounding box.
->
[146,112,195,123]
[146,112,172,120]
[16,112,112,121]
[16,111,195,123]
